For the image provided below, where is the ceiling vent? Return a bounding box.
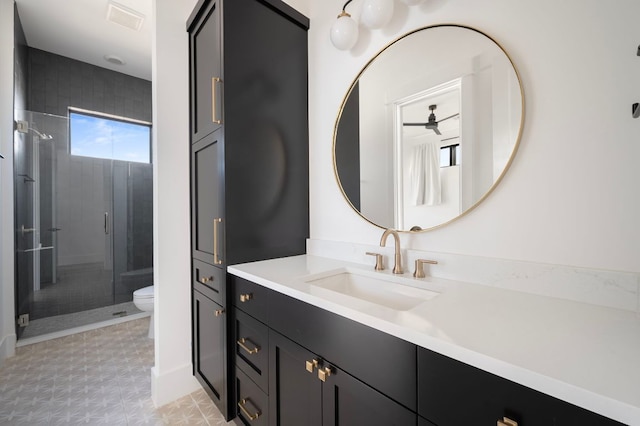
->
[106,1,145,31]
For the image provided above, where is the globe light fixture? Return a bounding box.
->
[330,10,359,50]
[330,0,425,50]
[360,0,394,29]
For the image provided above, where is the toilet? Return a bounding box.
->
[133,285,155,338]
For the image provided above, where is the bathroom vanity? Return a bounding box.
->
[227,255,638,426]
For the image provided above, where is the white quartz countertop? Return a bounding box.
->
[227,255,640,425]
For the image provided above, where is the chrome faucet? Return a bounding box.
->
[380,229,403,274]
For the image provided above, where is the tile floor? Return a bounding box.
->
[0,318,234,425]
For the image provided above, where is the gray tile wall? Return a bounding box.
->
[27,48,151,122]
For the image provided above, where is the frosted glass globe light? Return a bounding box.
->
[330,12,359,50]
[400,0,424,5]
[361,0,394,29]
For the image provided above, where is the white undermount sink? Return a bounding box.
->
[303,268,440,312]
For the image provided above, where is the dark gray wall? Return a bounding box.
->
[27,48,151,122]
[14,5,27,113]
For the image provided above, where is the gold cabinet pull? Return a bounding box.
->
[237,398,261,421]
[237,338,260,355]
[214,309,225,317]
[199,276,213,284]
[497,417,518,426]
[239,293,253,303]
[318,366,333,382]
[305,358,320,373]
[213,218,223,265]
[211,77,222,124]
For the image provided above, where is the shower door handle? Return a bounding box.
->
[104,212,110,235]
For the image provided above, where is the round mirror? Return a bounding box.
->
[333,25,524,231]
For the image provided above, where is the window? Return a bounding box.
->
[440,144,460,168]
[69,109,151,163]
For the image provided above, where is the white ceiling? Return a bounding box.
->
[15,0,152,81]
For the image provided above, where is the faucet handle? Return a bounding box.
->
[413,259,438,278]
[365,252,384,271]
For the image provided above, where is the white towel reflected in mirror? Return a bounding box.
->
[409,142,441,206]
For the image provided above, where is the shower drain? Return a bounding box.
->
[112,311,128,317]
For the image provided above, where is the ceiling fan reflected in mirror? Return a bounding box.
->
[403,104,459,135]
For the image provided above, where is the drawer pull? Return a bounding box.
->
[318,366,333,382]
[199,276,213,284]
[214,309,225,317]
[240,293,253,303]
[305,358,320,373]
[238,398,261,421]
[237,338,260,355]
[497,418,518,426]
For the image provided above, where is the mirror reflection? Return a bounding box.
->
[334,25,524,231]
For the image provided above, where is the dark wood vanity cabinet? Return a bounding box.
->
[231,276,417,426]
[187,0,309,419]
[417,348,624,426]
[228,276,624,426]
[268,330,415,426]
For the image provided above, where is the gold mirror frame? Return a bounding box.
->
[332,24,525,232]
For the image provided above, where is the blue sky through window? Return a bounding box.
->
[69,111,151,163]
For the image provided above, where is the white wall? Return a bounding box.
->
[150,0,200,406]
[310,0,640,273]
[0,0,16,367]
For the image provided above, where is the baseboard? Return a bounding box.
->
[0,332,16,368]
[151,363,201,407]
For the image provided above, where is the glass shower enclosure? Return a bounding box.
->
[14,110,153,339]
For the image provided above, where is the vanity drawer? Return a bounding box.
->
[234,308,269,393]
[231,276,269,323]
[417,347,623,426]
[192,259,225,306]
[268,290,417,411]
[235,367,269,426]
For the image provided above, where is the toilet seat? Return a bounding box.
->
[134,285,154,299]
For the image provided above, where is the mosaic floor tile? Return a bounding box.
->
[0,318,234,425]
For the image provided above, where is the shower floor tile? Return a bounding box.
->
[19,302,143,340]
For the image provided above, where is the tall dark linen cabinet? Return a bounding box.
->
[187,0,309,420]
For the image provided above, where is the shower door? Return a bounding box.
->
[14,110,153,338]
[14,111,72,331]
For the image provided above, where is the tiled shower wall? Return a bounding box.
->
[26,47,151,122]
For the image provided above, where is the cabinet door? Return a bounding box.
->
[322,364,416,426]
[191,130,224,266]
[418,347,623,426]
[189,0,222,142]
[193,289,227,417]
[268,331,322,426]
